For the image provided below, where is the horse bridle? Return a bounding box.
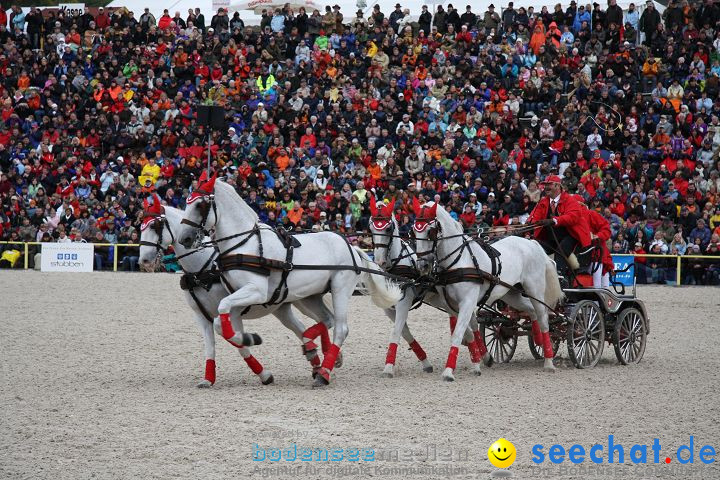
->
[181,190,216,238]
[412,217,441,258]
[369,216,395,250]
[139,212,176,254]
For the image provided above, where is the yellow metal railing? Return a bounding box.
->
[0,241,141,272]
[1,242,718,283]
[615,253,718,286]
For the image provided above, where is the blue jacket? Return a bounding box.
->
[573,11,591,33]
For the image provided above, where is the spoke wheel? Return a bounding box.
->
[566,300,605,369]
[613,308,647,365]
[481,319,518,363]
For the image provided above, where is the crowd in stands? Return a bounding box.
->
[0,1,719,282]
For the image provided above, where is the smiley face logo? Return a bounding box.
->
[488,438,516,469]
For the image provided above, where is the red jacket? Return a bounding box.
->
[586,209,614,274]
[527,192,592,248]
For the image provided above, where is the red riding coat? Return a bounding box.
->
[527,192,592,248]
[586,208,614,274]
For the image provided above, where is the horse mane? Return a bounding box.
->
[215,179,260,222]
[429,202,463,236]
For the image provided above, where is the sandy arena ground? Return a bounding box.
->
[1,271,719,480]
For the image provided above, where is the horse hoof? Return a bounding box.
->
[544,359,557,372]
[242,333,262,346]
[312,375,330,388]
[261,374,275,385]
[483,354,494,368]
[423,365,434,373]
[441,367,455,382]
[382,372,394,378]
[473,367,482,376]
[334,351,344,369]
[442,375,455,382]
[197,380,213,388]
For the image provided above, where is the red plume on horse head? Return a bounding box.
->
[369,197,379,217]
[198,171,217,193]
[370,198,396,218]
[412,196,421,216]
[187,171,218,204]
[421,202,438,220]
[144,193,163,216]
[141,194,164,230]
[381,199,395,218]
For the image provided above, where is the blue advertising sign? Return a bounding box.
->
[612,255,635,286]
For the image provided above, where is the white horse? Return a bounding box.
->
[368,199,492,377]
[175,176,402,387]
[412,201,565,381]
[138,195,337,386]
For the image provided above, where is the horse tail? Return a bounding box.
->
[544,253,565,309]
[353,247,403,309]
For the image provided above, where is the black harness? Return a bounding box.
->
[182,197,410,315]
[140,210,222,323]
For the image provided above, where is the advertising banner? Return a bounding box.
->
[612,254,635,287]
[41,242,94,272]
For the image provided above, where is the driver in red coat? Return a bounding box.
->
[573,195,614,288]
[527,175,591,276]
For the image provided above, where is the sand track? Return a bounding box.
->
[1,271,718,479]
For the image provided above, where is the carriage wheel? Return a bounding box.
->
[528,331,561,360]
[566,300,605,369]
[613,308,647,365]
[481,319,518,363]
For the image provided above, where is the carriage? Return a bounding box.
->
[477,265,650,369]
[142,177,649,386]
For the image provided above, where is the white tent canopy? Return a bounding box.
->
[229,0,323,15]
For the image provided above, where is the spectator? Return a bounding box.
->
[0,1,717,284]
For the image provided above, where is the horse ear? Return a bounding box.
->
[384,199,396,217]
[152,194,163,214]
[412,196,421,216]
[369,198,378,216]
[198,170,209,183]
[429,202,438,218]
[143,197,149,211]
[203,173,217,192]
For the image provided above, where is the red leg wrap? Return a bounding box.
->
[303,323,331,353]
[445,346,460,370]
[467,340,482,363]
[220,313,235,341]
[449,316,457,334]
[385,343,398,365]
[204,359,216,384]
[542,331,554,359]
[303,340,318,352]
[408,340,427,361]
[319,325,330,354]
[244,355,264,375]
[321,344,341,371]
[310,355,321,367]
[473,330,488,357]
[531,320,543,346]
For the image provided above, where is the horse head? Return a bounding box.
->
[178,171,217,248]
[368,198,396,268]
[412,197,439,270]
[139,193,170,269]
